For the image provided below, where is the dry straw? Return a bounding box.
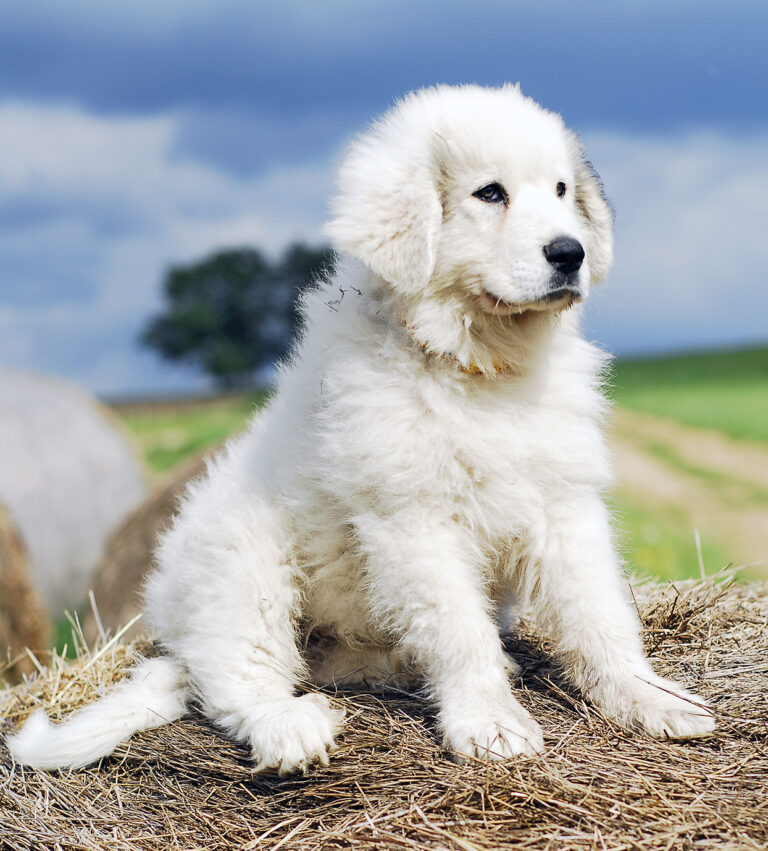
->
[2,571,767,850]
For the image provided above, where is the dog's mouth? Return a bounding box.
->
[480,286,582,315]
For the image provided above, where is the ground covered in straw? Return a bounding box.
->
[1,576,767,850]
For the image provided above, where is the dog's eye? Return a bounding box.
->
[472,182,508,205]
[556,181,567,198]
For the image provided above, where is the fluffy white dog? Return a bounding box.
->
[8,84,714,775]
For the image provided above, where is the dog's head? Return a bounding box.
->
[328,86,612,310]
[327,85,613,368]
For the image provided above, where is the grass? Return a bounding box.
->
[117,391,268,474]
[611,345,768,444]
[610,493,730,582]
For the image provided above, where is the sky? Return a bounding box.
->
[1,0,766,397]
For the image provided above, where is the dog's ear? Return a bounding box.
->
[326,130,443,294]
[569,134,614,284]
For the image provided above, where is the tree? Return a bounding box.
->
[141,243,333,388]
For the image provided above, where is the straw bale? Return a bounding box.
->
[0,368,148,616]
[1,573,767,850]
[83,453,209,645]
[0,504,50,683]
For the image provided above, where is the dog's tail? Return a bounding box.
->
[6,657,188,770]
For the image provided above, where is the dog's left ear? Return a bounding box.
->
[569,134,614,284]
[326,129,443,294]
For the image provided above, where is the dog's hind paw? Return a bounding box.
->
[243,694,345,776]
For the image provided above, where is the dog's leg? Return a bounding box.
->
[146,473,344,775]
[354,511,544,762]
[531,495,715,739]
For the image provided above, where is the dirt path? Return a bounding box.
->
[609,408,768,577]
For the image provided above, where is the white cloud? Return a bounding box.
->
[582,130,768,354]
[0,101,765,395]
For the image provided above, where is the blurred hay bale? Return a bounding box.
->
[0,368,148,616]
[2,574,767,850]
[0,504,50,683]
[83,453,209,645]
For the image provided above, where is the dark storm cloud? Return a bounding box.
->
[1,0,766,176]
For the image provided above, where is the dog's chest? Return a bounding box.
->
[301,331,608,537]
[425,375,603,510]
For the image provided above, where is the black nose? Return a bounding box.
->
[543,237,585,276]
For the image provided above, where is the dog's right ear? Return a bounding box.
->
[326,127,443,294]
[568,132,614,284]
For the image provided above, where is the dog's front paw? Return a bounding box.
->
[593,674,715,740]
[441,697,544,762]
[244,694,345,775]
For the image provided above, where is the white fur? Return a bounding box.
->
[6,84,713,774]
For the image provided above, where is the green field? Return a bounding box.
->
[118,391,267,475]
[611,345,768,444]
[609,494,730,582]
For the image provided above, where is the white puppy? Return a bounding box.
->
[8,84,714,775]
